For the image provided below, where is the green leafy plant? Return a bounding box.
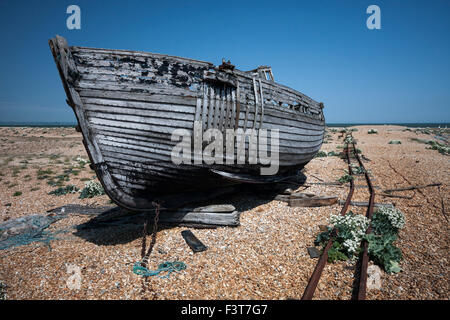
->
[76,156,88,168]
[315,151,328,158]
[327,242,349,262]
[315,212,369,262]
[49,185,79,196]
[13,191,22,197]
[313,207,406,274]
[344,135,353,144]
[350,164,365,175]
[338,174,354,184]
[368,129,378,134]
[364,206,405,273]
[364,234,402,274]
[37,168,54,180]
[327,151,340,157]
[79,181,105,199]
[371,206,405,236]
[389,140,401,144]
[426,140,449,155]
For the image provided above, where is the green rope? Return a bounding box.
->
[133,261,186,278]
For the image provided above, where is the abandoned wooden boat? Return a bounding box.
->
[49,35,325,211]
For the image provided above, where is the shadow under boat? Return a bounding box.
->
[71,171,307,246]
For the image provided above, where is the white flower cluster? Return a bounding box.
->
[344,135,353,144]
[330,213,370,254]
[76,156,88,166]
[376,206,406,229]
[79,180,105,198]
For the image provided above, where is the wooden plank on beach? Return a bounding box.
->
[289,196,338,207]
[159,210,240,227]
[274,192,338,207]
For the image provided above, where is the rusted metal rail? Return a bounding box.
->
[352,141,376,300]
[301,136,355,300]
[301,133,375,300]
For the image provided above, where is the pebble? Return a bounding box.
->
[0,126,448,300]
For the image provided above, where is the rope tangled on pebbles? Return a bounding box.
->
[133,261,186,278]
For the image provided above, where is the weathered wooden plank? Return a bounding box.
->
[219,85,226,131]
[72,53,207,74]
[238,109,324,130]
[160,210,240,227]
[199,84,206,130]
[81,94,324,134]
[86,110,193,128]
[194,97,202,123]
[252,77,259,129]
[79,89,198,106]
[261,106,324,127]
[259,78,265,129]
[277,192,338,207]
[96,133,182,153]
[289,196,338,207]
[101,141,318,168]
[90,123,172,141]
[235,118,324,138]
[237,79,323,119]
[235,70,321,108]
[243,96,249,131]
[84,104,195,122]
[95,126,323,155]
[88,116,186,135]
[107,159,198,179]
[71,46,213,68]
[98,133,322,161]
[213,86,221,129]
[207,85,214,129]
[76,79,199,97]
[98,139,175,160]
[234,84,241,129]
[91,117,323,148]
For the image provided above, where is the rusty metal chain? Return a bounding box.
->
[141,202,160,268]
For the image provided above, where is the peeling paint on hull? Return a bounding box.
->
[49,35,325,211]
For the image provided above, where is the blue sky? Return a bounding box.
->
[0,0,449,124]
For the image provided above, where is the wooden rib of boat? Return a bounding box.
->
[49,35,325,211]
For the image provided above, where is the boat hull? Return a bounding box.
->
[49,36,325,211]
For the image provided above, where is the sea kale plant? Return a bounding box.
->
[79,180,105,199]
[48,184,79,196]
[338,173,354,184]
[344,135,354,144]
[364,206,405,274]
[315,212,370,262]
[426,140,450,155]
[315,207,406,274]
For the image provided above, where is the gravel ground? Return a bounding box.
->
[0,125,448,300]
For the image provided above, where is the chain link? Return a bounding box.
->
[141,202,160,268]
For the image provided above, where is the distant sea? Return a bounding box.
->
[0,122,77,127]
[326,123,449,128]
[0,122,448,128]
